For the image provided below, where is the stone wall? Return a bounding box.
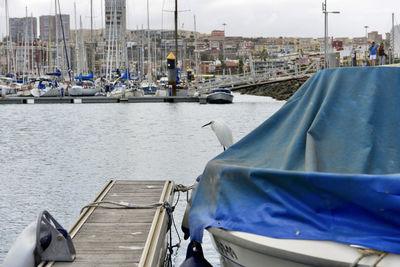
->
[239,76,309,100]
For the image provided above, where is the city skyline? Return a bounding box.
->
[0,0,400,39]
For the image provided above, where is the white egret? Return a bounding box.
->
[202,120,233,151]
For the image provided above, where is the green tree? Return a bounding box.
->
[239,58,244,73]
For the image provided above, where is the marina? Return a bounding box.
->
[2,0,400,265]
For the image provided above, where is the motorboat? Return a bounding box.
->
[139,81,158,95]
[206,88,233,103]
[207,228,400,266]
[186,67,400,266]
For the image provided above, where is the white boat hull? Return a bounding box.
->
[108,88,144,98]
[31,87,62,97]
[207,92,234,103]
[208,228,400,267]
[68,86,101,96]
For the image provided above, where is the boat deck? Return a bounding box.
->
[42,180,174,267]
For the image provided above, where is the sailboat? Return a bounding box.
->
[139,0,158,95]
[108,69,144,97]
[30,70,65,97]
[69,72,101,96]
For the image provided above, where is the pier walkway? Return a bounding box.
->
[0,96,204,104]
[41,180,174,267]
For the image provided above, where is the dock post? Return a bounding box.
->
[167,52,177,96]
[2,87,6,99]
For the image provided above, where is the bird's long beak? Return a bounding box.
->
[202,122,212,128]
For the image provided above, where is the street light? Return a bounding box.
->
[222,23,227,74]
[222,23,227,60]
[322,0,340,68]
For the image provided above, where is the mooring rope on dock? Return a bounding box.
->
[80,200,163,214]
[174,183,196,193]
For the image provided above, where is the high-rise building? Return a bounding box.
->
[104,0,126,41]
[392,25,400,55]
[9,17,37,42]
[39,14,70,42]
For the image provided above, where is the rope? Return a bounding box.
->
[80,200,162,214]
[174,183,196,193]
[163,191,183,267]
[350,247,388,267]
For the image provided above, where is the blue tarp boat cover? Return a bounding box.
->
[189,67,400,254]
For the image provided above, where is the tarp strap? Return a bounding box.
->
[350,248,388,267]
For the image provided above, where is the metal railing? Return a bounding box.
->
[195,61,322,94]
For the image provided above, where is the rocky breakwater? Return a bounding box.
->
[239,76,310,100]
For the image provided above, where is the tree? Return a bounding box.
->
[201,53,211,61]
[239,58,244,73]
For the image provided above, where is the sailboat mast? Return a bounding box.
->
[57,0,72,81]
[23,6,28,83]
[31,12,35,76]
[74,1,78,74]
[55,0,59,70]
[48,16,52,72]
[5,0,10,73]
[147,0,152,82]
[79,16,83,74]
[174,0,178,63]
[90,0,93,42]
[141,24,144,81]
[194,15,199,75]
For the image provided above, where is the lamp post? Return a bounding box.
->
[222,23,227,75]
[322,0,340,68]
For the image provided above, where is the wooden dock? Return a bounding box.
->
[42,180,175,267]
[0,96,207,104]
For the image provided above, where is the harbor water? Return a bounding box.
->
[0,93,285,265]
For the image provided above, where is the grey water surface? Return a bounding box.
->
[0,93,284,265]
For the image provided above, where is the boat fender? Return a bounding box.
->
[180,241,213,267]
[2,221,37,267]
[2,210,76,267]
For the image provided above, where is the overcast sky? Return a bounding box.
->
[1,0,400,39]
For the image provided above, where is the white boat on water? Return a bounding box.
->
[0,77,20,96]
[108,83,144,97]
[207,88,234,103]
[30,78,67,97]
[185,67,400,266]
[139,81,158,95]
[68,81,101,96]
[68,85,100,96]
[208,228,400,266]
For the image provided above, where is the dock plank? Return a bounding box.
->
[50,180,174,267]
